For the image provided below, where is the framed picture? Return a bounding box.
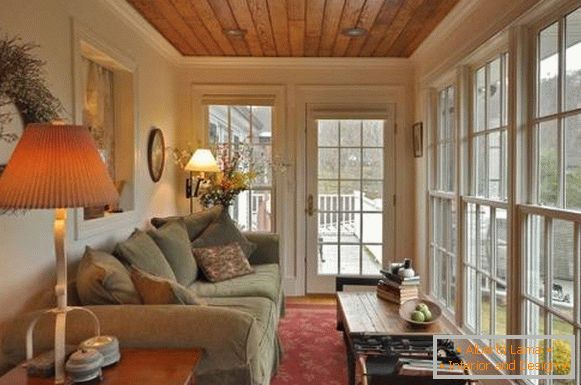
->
[413,122,423,158]
[147,128,165,182]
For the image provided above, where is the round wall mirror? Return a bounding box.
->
[147,128,165,182]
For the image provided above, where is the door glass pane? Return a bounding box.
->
[318,120,339,146]
[538,120,559,206]
[340,120,361,146]
[565,114,581,210]
[340,148,361,179]
[362,181,382,211]
[319,148,338,179]
[362,213,382,243]
[340,181,360,211]
[362,120,383,147]
[565,8,581,111]
[318,244,338,275]
[363,245,382,275]
[363,149,383,179]
[538,23,559,117]
[340,245,360,274]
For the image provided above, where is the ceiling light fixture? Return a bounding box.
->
[223,28,247,37]
[341,27,368,38]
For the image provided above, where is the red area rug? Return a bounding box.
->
[272,303,347,385]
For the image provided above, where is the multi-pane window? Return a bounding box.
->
[536,8,581,209]
[429,86,456,312]
[473,54,509,201]
[522,8,581,384]
[208,105,273,231]
[464,53,510,347]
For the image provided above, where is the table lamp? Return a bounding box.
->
[0,123,119,383]
[184,149,220,213]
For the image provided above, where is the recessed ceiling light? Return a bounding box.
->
[223,28,247,37]
[341,27,368,38]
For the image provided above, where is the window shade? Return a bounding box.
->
[200,95,275,106]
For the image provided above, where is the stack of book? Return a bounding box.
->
[376,269,420,304]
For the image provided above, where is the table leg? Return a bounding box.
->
[343,333,355,385]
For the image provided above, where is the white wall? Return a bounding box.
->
[0,0,179,371]
[175,60,416,294]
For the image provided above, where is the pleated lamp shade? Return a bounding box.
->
[0,124,119,209]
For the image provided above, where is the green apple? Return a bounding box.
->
[416,303,429,313]
[421,309,432,321]
[411,310,425,322]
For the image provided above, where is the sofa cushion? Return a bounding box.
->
[76,247,141,305]
[130,267,206,305]
[115,229,176,281]
[205,296,277,358]
[191,209,256,258]
[151,205,222,241]
[148,220,198,286]
[191,264,280,303]
[193,242,254,283]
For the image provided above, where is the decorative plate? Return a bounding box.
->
[147,128,165,182]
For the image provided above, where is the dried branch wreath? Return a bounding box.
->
[0,36,63,143]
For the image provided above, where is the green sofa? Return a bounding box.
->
[2,232,284,385]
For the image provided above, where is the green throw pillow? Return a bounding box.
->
[191,208,257,258]
[115,229,176,281]
[76,247,142,305]
[148,220,198,286]
[150,206,222,241]
[130,266,206,305]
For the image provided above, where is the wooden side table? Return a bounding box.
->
[0,348,203,385]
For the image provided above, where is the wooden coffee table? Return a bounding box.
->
[337,292,452,385]
[0,348,203,385]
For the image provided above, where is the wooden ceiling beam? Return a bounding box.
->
[268,0,291,56]
[228,0,265,56]
[332,0,366,57]
[207,0,251,56]
[304,0,325,57]
[319,0,346,57]
[248,0,278,56]
[344,0,385,57]
[371,0,424,57]
[170,0,224,55]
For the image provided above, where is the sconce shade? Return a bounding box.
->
[185,149,220,173]
[0,124,119,209]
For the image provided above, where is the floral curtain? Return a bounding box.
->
[81,57,115,179]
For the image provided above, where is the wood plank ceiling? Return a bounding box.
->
[127,0,459,57]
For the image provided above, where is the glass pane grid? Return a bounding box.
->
[317,119,385,276]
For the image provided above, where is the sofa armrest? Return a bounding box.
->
[2,305,260,374]
[243,232,279,265]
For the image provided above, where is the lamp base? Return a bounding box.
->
[25,306,101,384]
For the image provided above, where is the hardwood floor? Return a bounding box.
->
[286,294,336,306]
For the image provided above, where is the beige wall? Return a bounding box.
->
[175,62,416,294]
[0,0,179,371]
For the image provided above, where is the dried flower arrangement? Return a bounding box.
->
[0,36,63,143]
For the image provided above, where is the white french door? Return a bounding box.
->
[305,106,395,293]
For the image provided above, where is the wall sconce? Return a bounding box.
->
[184,149,220,213]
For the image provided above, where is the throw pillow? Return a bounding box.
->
[115,229,176,281]
[150,205,222,241]
[148,220,198,286]
[130,267,206,305]
[192,242,254,283]
[76,247,142,305]
[191,209,257,258]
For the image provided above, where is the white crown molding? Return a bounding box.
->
[178,56,411,69]
[101,0,182,65]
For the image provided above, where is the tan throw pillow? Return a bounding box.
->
[130,267,206,305]
[192,242,254,283]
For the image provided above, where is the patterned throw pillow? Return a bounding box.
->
[192,242,255,283]
[130,266,206,305]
